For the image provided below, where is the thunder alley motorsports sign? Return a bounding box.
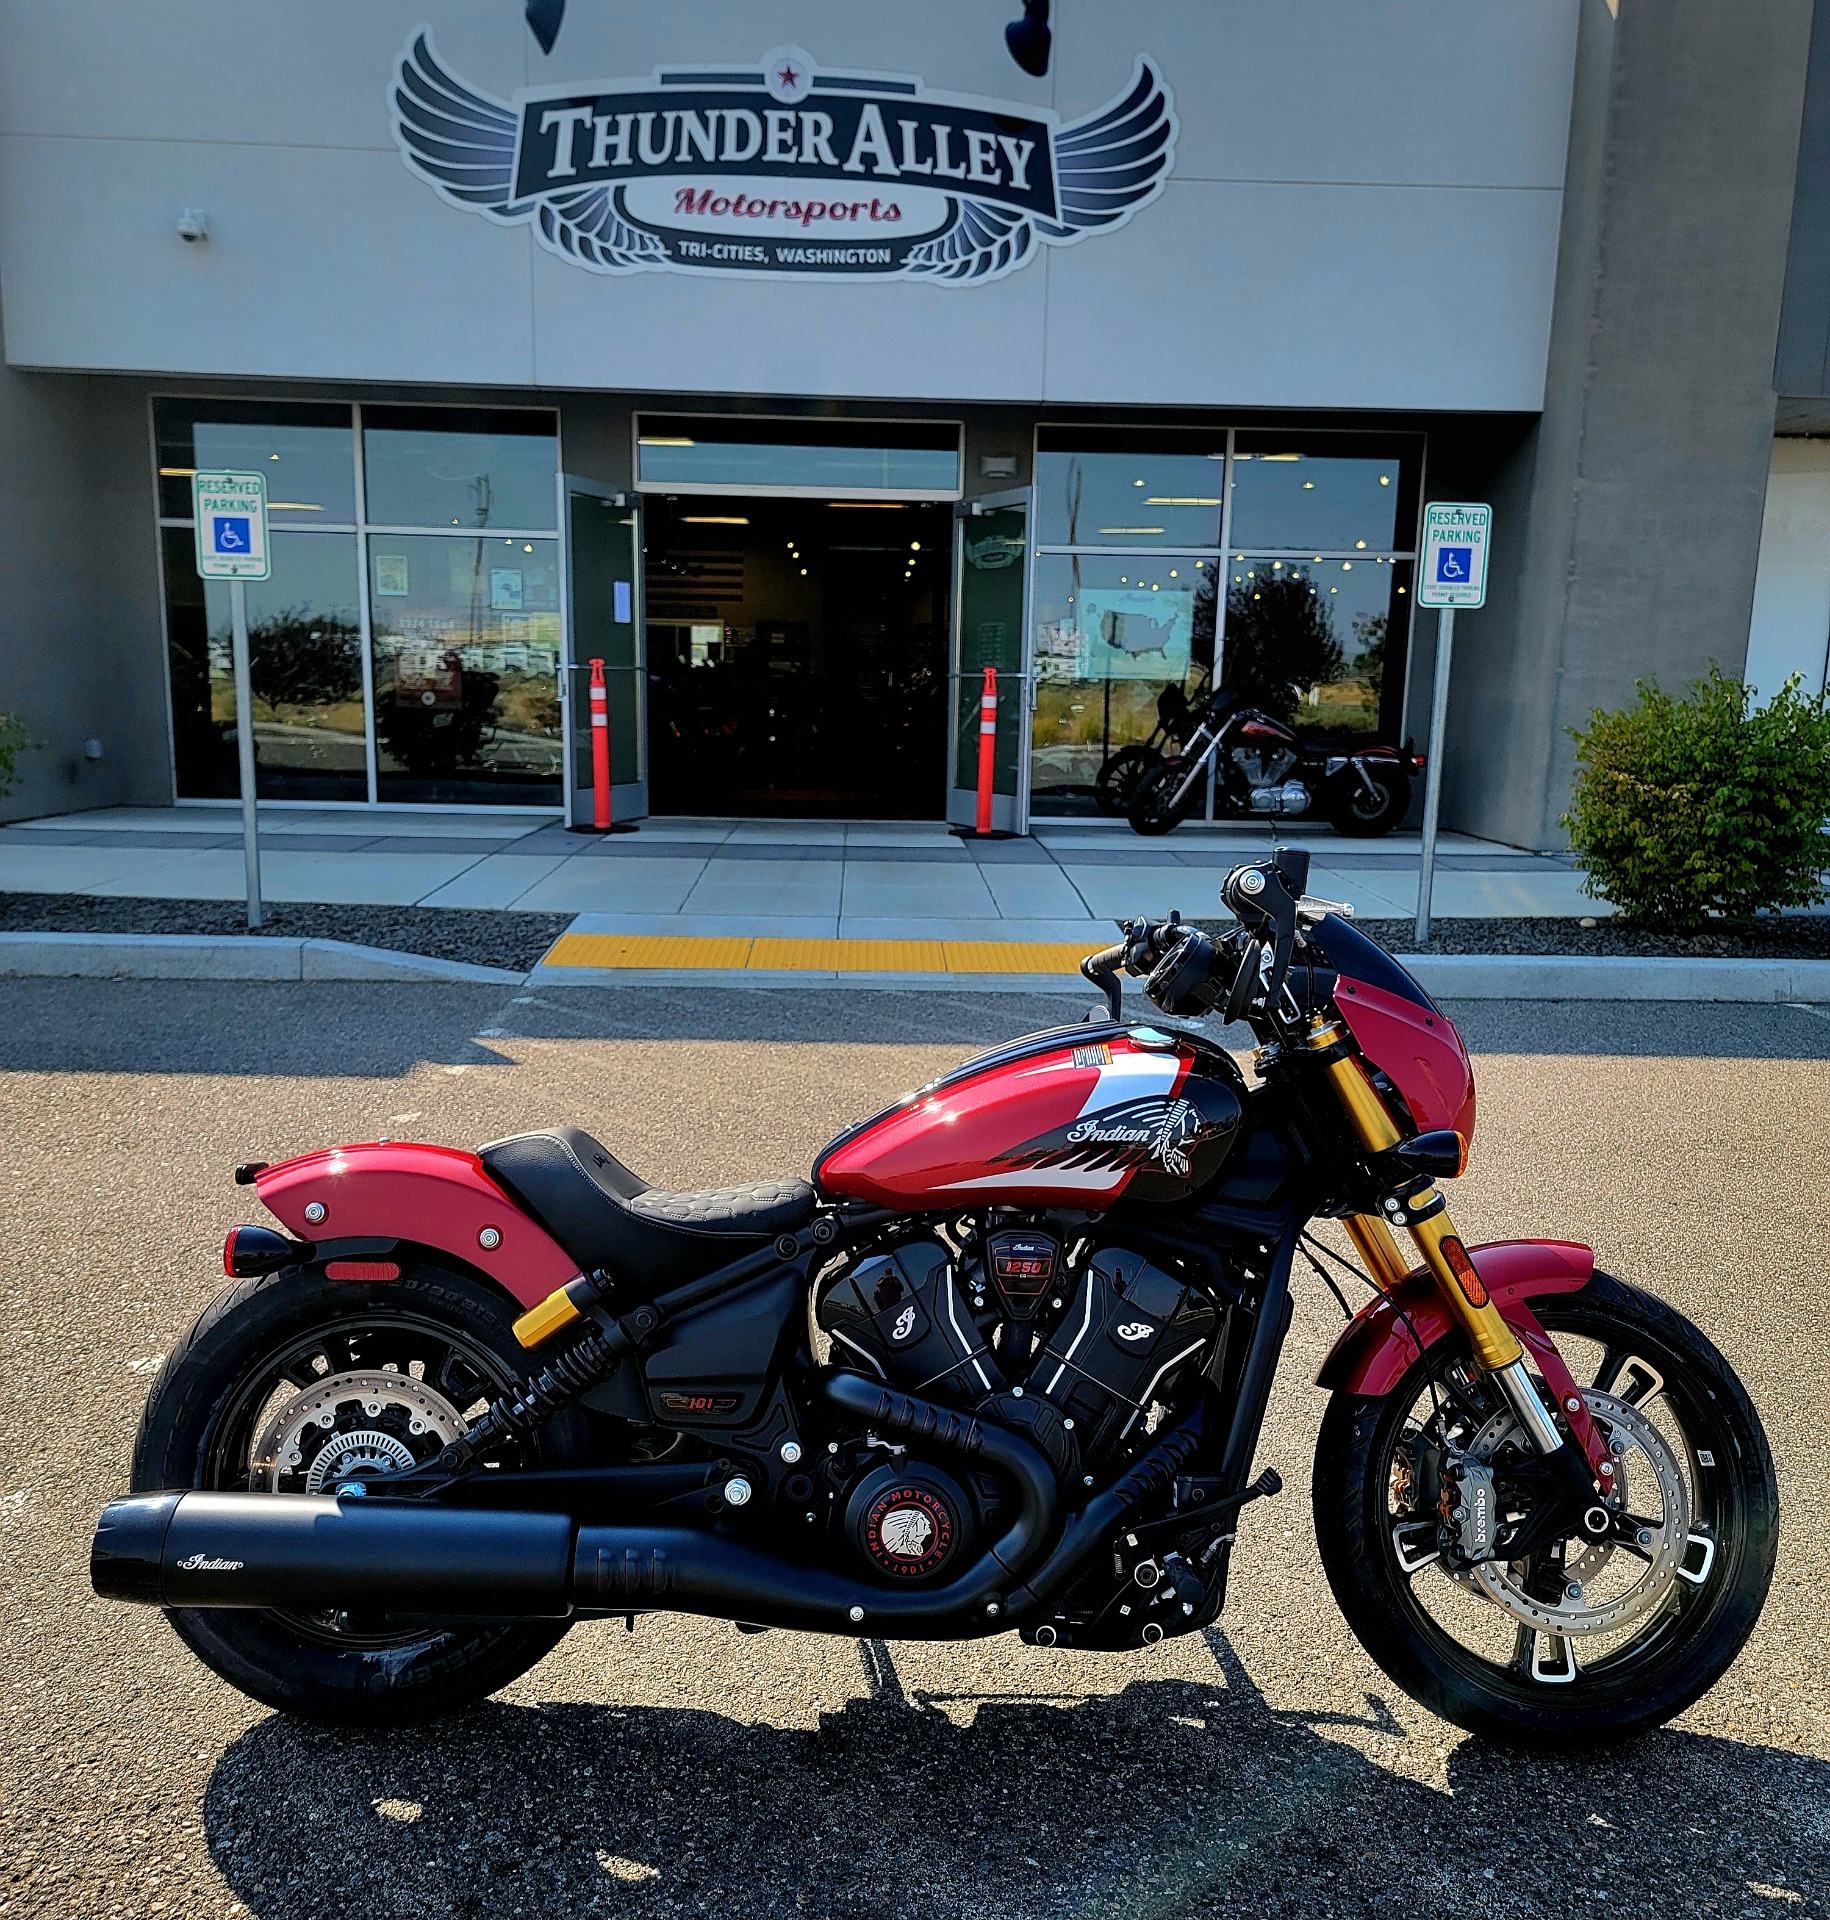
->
[392,33,1176,283]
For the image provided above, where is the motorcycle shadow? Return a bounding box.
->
[202,1628,1824,1920]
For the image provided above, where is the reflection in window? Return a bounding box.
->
[1228,434,1417,552]
[1029,551,1217,813]
[362,406,559,531]
[1035,434,1226,548]
[154,399,355,525]
[636,416,961,496]
[163,528,365,800]
[1224,557,1411,737]
[368,533,563,803]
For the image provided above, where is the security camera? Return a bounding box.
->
[177,207,209,243]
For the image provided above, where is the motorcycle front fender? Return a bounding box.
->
[1314,1238,1594,1398]
[254,1143,578,1308]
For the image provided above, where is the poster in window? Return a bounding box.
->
[490,568,525,611]
[374,553,409,597]
[1074,587,1194,680]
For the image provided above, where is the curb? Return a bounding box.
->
[0,932,526,985]
[1,931,1827,1002]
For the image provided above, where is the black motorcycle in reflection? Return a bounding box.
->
[1116,687,1421,837]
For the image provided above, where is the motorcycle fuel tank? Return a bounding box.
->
[816,1027,1245,1210]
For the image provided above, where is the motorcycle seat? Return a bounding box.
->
[477,1125,817,1291]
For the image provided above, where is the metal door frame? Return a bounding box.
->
[949,486,1034,834]
[560,474,645,825]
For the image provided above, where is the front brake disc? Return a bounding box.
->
[1453,1387,1689,1638]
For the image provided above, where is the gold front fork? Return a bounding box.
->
[1305,1018,1524,1372]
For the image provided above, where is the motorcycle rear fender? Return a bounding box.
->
[254,1143,578,1309]
[1315,1239,1594,1398]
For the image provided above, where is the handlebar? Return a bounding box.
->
[1078,848,1320,1030]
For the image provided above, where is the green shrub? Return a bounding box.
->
[0,713,42,798]
[1563,668,1830,929]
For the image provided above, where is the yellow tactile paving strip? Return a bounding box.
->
[540,933,1097,975]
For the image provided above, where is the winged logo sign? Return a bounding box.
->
[391,31,1176,284]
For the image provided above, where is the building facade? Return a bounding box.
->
[0,0,1820,844]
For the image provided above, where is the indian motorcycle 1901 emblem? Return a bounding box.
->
[391,31,1175,284]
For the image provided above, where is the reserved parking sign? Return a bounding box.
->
[192,470,271,581]
[1418,502,1490,608]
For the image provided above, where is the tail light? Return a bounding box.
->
[223,1225,311,1278]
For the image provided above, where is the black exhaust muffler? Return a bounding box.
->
[92,1490,574,1616]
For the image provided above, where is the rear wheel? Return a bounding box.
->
[1127,760,1198,836]
[1329,768,1409,836]
[1312,1272,1777,1749]
[131,1264,591,1725]
[1095,745,1162,816]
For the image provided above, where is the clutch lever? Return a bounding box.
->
[1080,942,1126,1023]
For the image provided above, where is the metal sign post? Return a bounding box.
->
[192,471,271,929]
[1414,502,1491,947]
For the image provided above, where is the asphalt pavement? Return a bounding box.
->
[2,980,1827,1920]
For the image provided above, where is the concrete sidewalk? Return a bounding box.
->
[0,806,1596,942]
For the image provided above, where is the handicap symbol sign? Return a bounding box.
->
[212,516,251,553]
[1435,546,1471,584]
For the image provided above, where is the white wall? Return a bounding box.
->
[1746,438,1830,701]
[0,0,1578,410]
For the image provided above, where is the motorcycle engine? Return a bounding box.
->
[1247,779,1311,816]
[817,1226,1219,1476]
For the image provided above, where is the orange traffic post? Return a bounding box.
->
[975,666,998,835]
[589,657,612,830]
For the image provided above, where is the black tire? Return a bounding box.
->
[1329,768,1409,836]
[1127,760,1197,837]
[131,1263,592,1725]
[1313,1271,1777,1750]
[1095,745,1161,816]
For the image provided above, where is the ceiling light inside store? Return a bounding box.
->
[267,502,321,511]
[1259,454,1300,462]
[1099,528,1165,536]
[1146,497,1220,506]
[684,516,748,524]
[269,453,279,460]
[159,467,196,477]
[1379,475,1391,486]
[1356,540,1367,549]
[1302,481,1315,489]
[829,502,904,509]
[640,437,695,446]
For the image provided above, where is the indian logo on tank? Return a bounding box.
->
[1001,1095,1213,1178]
[391,32,1175,283]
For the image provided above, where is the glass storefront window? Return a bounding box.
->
[636,416,961,496]
[1227,433,1417,553]
[164,527,365,800]
[1224,555,1412,737]
[362,406,559,531]
[368,533,564,803]
[1035,431,1227,549]
[155,399,355,526]
[1029,550,1218,813]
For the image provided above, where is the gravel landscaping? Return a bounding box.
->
[0,893,571,972]
[1187,913,1830,959]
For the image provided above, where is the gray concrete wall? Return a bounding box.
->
[1441,0,1814,850]
[0,334,171,822]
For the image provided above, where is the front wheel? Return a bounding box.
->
[1095,744,1162,816]
[1312,1271,1777,1749]
[1127,760,1198,837]
[131,1263,592,1725]
[1328,767,1409,836]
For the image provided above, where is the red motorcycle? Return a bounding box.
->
[93,850,1775,1747]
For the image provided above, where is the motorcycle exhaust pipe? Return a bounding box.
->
[92,1490,575,1617]
[92,1373,1061,1635]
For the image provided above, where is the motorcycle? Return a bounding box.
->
[1125,687,1422,837]
[1093,680,1202,816]
[91,849,1776,1748]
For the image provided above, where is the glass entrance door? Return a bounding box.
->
[950,493,1031,832]
[564,481,646,826]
